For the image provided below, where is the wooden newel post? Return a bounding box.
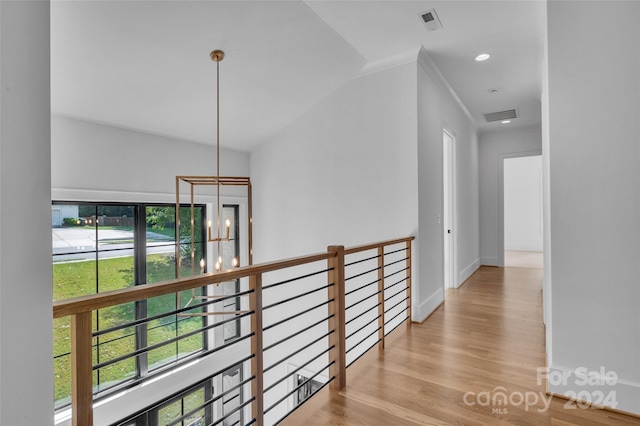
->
[71,311,94,426]
[249,274,264,426]
[377,246,385,351]
[327,245,346,390]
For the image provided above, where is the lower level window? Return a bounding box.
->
[115,364,244,426]
[52,202,207,408]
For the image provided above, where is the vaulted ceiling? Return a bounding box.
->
[51,1,544,151]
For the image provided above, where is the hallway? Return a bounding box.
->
[284,266,640,425]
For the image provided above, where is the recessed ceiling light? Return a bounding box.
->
[475,53,491,62]
[501,120,511,124]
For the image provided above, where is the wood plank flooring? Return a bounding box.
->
[283,266,640,425]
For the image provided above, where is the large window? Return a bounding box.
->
[116,364,245,426]
[52,202,206,408]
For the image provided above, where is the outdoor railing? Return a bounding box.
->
[53,236,414,426]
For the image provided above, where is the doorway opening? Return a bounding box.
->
[502,155,543,269]
[443,129,457,289]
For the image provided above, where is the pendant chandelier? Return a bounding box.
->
[175,50,253,280]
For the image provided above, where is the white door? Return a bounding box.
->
[443,130,456,289]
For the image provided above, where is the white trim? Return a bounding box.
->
[358,48,419,77]
[417,46,475,125]
[52,187,248,205]
[459,258,481,285]
[547,364,640,414]
[416,288,444,323]
[480,256,499,266]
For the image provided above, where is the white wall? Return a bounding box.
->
[479,127,542,266]
[52,115,250,203]
[504,155,543,252]
[546,0,640,414]
[250,59,419,423]
[417,48,479,318]
[251,61,419,261]
[49,117,252,424]
[0,1,53,424]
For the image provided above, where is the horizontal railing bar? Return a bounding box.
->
[263,361,334,415]
[207,376,255,410]
[346,337,382,368]
[383,247,407,256]
[93,311,254,370]
[262,268,332,290]
[272,377,335,426]
[89,331,137,353]
[262,284,332,311]
[263,299,332,332]
[344,265,380,282]
[94,288,253,337]
[344,236,414,256]
[345,277,379,297]
[346,326,381,355]
[383,276,409,293]
[384,296,410,316]
[383,257,408,269]
[264,330,334,374]
[346,314,381,341]
[344,253,380,268]
[384,266,410,280]
[385,312,409,335]
[167,374,251,426]
[144,315,200,334]
[223,391,240,405]
[263,315,332,352]
[345,290,380,311]
[211,397,255,426]
[345,302,380,326]
[96,325,253,371]
[96,307,197,338]
[54,250,336,318]
[112,355,255,425]
[263,346,333,394]
[385,287,409,307]
[94,330,203,371]
[198,331,254,359]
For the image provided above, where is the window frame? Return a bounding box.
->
[52,201,208,409]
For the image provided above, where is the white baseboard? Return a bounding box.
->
[415,288,444,323]
[547,364,640,415]
[458,258,480,286]
[505,245,543,252]
[480,256,499,266]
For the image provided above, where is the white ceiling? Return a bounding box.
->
[51,1,544,152]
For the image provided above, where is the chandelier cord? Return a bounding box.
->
[216,58,221,258]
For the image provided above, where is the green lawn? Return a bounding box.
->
[53,254,204,405]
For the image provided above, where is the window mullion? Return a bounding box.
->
[134,204,149,378]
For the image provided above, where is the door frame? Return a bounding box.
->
[443,128,458,289]
[498,150,542,267]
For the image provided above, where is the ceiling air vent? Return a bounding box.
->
[484,108,518,123]
[419,9,443,31]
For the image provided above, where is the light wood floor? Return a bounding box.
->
[504,250,544,269]
[284,266,640,425]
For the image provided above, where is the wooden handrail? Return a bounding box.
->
[53,250,335,318]
[343,236,414,255]
[54,236,414,426]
